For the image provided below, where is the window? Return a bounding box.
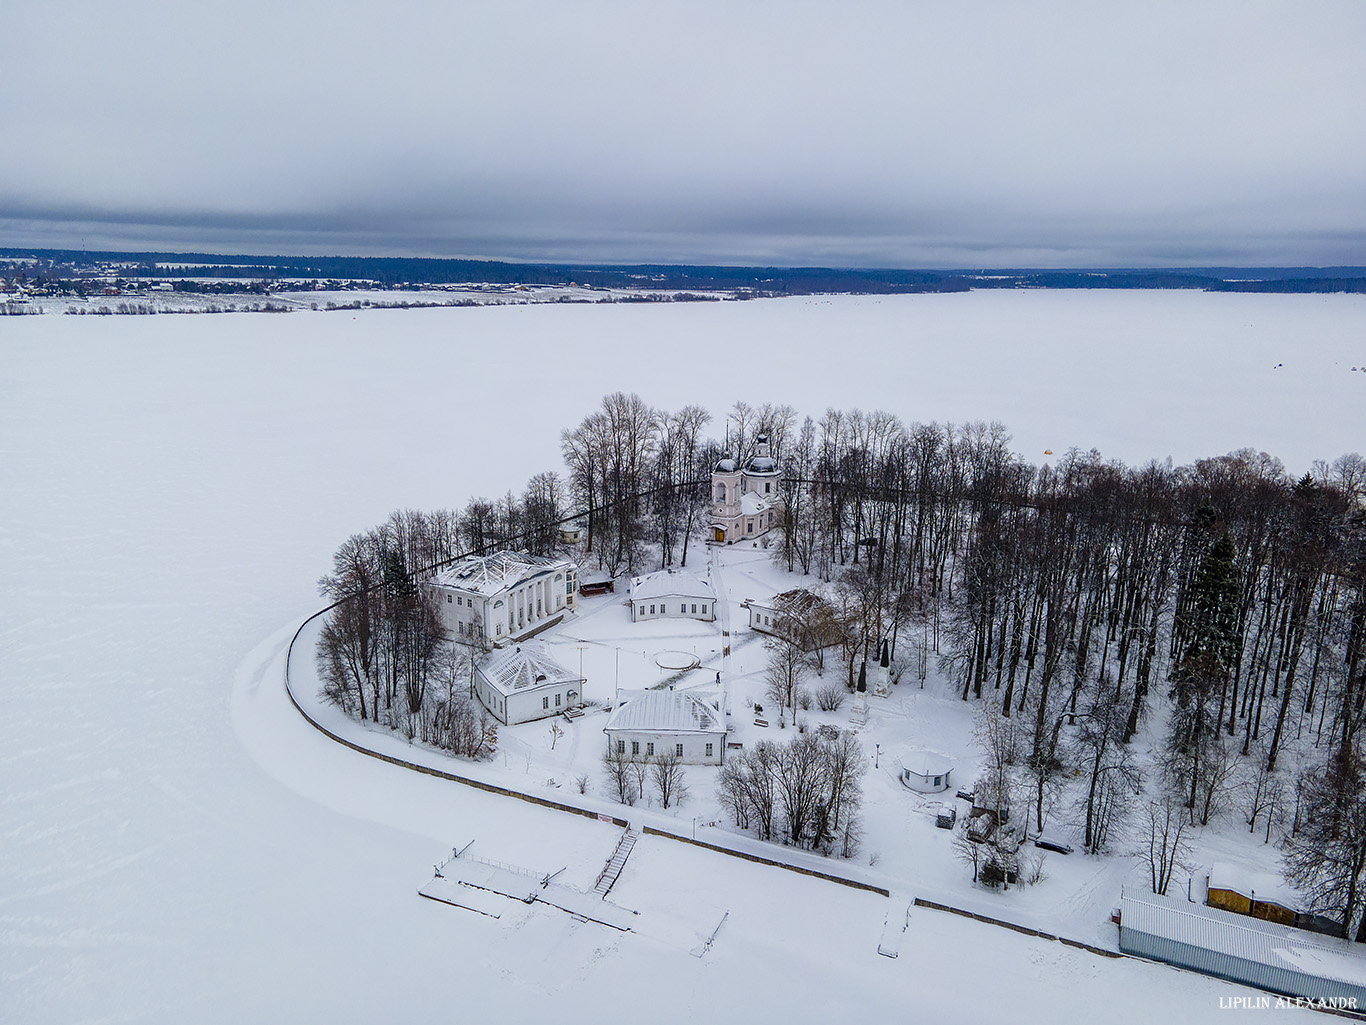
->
[933,776,942,787]
[646,742,654,756]
[617,740,625,755]
[542,696,549,709]
[706,743,713,757]
[446,594,452,604]
[639,605,645,617]
[632,741,640,755]
[691,604,697,614]
[681,604,687,614]
[765,482,771,493]
[537,599,542,615]
[701,604,707,615]
[496,624,503,636]
[650,605,655,615]
[675,743,684,758]
[555,693,561,706]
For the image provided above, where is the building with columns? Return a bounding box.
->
[710,433,783,544]
[424,551,577,648]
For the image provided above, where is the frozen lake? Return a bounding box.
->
[2,290,1359,1022]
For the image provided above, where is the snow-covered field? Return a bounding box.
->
[3,291,1359,1023]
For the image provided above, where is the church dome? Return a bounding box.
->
[715,457,737,473]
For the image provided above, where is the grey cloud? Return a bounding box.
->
[1,1,1362,266]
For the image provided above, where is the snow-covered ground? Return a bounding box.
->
[4,290,1358,1023]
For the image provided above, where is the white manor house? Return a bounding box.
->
[424,550,577,647]
[710,433,783,544]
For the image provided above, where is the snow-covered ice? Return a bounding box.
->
[4,290,1356,1022]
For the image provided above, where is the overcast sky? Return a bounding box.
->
[2,1,1362,267]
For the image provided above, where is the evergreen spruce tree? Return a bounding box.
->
[1166,532,1239,817]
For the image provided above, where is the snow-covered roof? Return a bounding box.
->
[1119,891,1366,986]
[751,588,829,617]
[629,568,716,602]
[1208,862,1299,908]
[739,491,770,515]
[477,642,580,699]
[899,751,954,778]
[604,689,724,735]
[715,458,737,473]
[431,551,574,597]
[745,455,778,474]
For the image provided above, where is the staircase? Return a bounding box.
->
[593,829,639,897]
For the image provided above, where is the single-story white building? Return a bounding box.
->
[474,642,583,725]
[898,751,954,793]
[424,550,577,647]
[748,588,845,650]
[603,688,726,764]
[629,568,717,623]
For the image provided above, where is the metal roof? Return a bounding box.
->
[604,689,724,735]
[628,568,716,602]
[1119,890,1366,987]
[477,642,580,698]
[431,551,574,598]
[899,750,954,778]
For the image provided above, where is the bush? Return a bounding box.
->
[815,682,846,711]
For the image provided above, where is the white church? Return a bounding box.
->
[710,433,783,544]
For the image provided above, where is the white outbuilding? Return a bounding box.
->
[603,688,726,764]
[897,751,954,793]
[628,568,717,623]
[474,642,583,725]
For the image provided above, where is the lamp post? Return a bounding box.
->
[875,743,881,769]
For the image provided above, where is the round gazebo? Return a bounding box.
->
[897,751,954,794]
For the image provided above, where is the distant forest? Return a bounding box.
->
[4,248,1364,295]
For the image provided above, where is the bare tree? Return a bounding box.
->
[1284,751,1366,940]
[650,749,690,809]
[765,640,807,727]
[1143,795,1192,896]
[602,748,635,805]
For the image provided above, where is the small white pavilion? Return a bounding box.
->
[897,751,954,793]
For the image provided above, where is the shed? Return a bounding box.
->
[897,751,954,794]
[577,570,615,596]
[1117,890,1366,1008]
[1206,862,1299,927]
